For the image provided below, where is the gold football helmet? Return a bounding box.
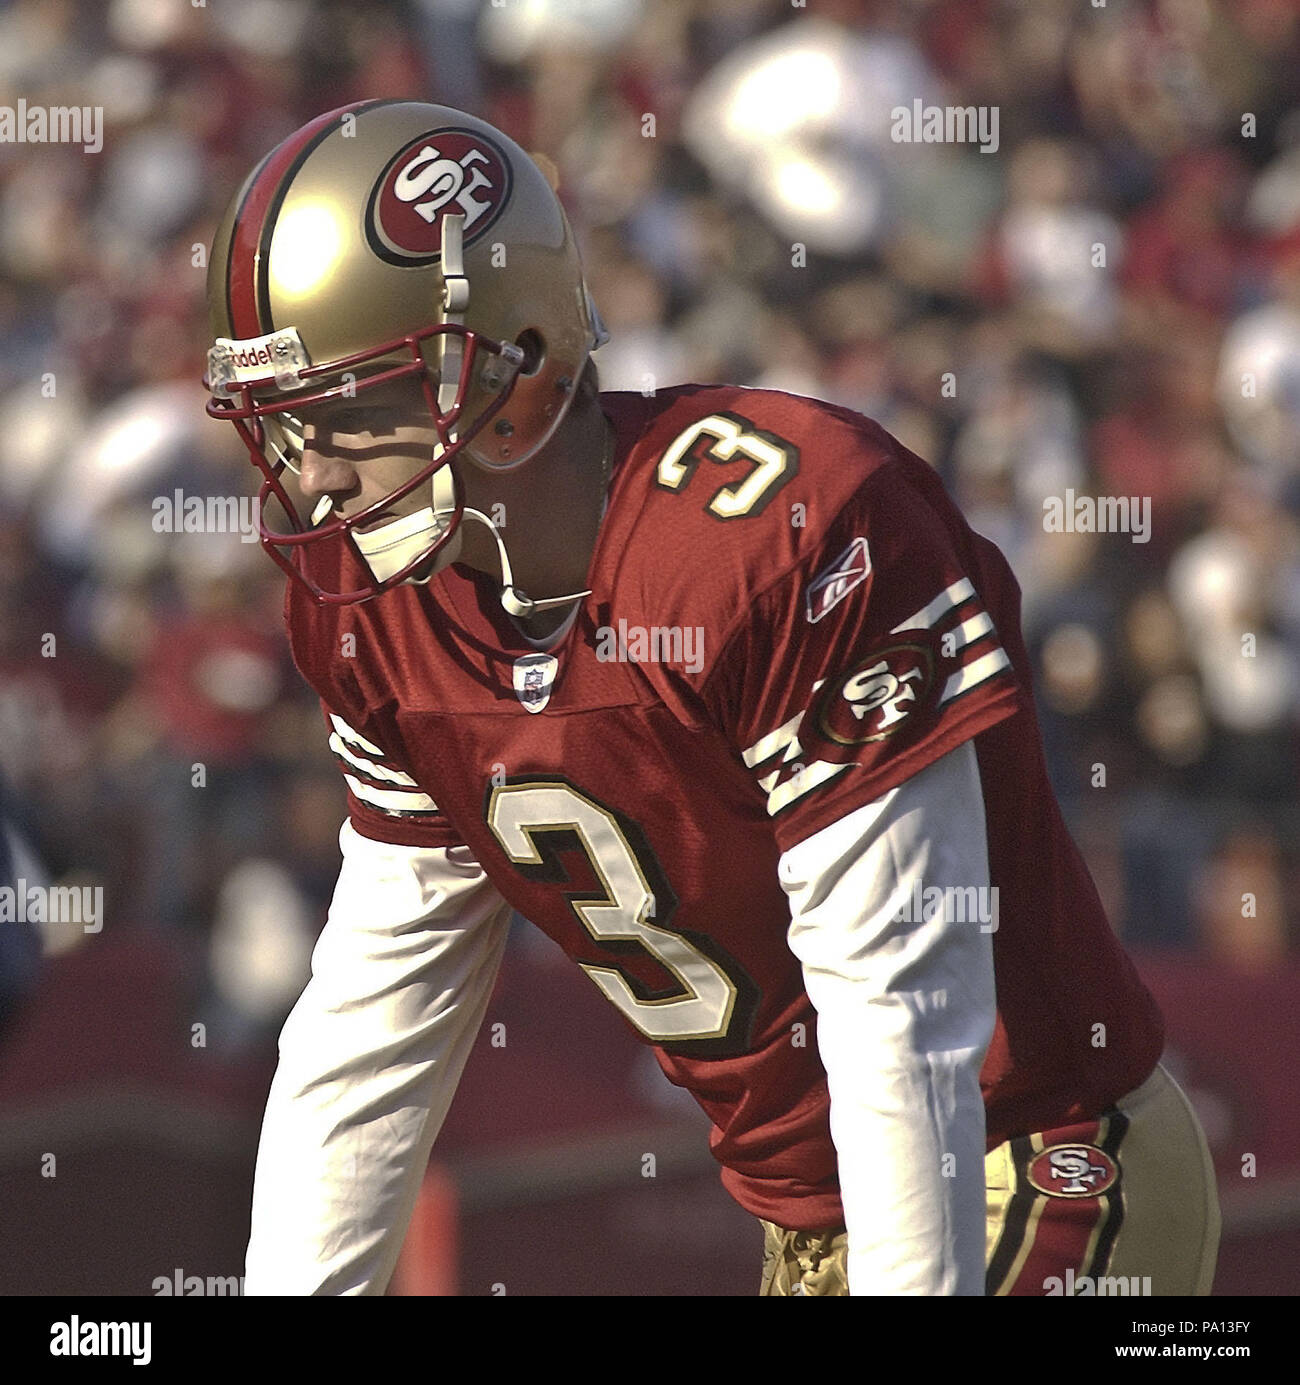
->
[204,99,605,605]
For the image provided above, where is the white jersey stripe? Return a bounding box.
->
[891,578,975,633]
[343,774,438,815]
[765,759,852,816]
[742,679,826,767]
[329,733,419,787]
[329,714,386,759]
[742,710,806,769]
[939,647,1011,705]
[948,610,995,651]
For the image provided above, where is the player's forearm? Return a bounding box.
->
[779,740,997,1295]
[245,824,511,1295]
[807,976,991,1293]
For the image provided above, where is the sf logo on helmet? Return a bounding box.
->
[815,643,934,746]
[1026,1144,1120,1198]
[367,129,511,265]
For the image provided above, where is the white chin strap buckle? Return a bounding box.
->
[458,505,591,619]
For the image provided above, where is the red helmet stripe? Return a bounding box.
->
[225,100,399,339]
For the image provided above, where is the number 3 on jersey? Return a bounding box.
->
[655,412,798,519]
[486,779,756,1053]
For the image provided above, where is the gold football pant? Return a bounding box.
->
[759,1061,1221,1295]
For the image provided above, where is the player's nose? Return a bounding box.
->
[298,438,359,502]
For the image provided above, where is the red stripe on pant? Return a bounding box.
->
[1003,1117,1115,1296]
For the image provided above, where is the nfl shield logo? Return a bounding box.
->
[513,653,558,713]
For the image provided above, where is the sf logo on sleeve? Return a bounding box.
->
[814,643,935,745]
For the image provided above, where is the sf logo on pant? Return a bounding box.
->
[1027,1144,1120,1198]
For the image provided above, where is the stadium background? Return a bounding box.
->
[0,0,1297,1295]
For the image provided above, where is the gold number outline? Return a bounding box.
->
[655,411,800,519]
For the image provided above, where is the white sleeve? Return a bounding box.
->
[244,820,512,1296]
[777,740,996,1295]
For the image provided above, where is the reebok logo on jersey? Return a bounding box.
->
[805,537,870,624]
[513,653,558,713]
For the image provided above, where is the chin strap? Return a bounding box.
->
[438,213,469,418]
[346,451,462,583]
[458,505,592,617]
[330,490,589,617]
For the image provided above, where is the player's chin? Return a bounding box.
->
[404,536,461,587]
[404,554,440,585]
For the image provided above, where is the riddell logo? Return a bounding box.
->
[367,129,511,265]
[227,344,278,370]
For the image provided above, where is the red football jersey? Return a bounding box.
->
[285,384,1164,1230]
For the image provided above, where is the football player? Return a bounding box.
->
[204,101,1220,1295]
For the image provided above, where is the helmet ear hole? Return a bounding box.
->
[515,328,545,376]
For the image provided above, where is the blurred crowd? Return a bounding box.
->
[0,0,1297,1049]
